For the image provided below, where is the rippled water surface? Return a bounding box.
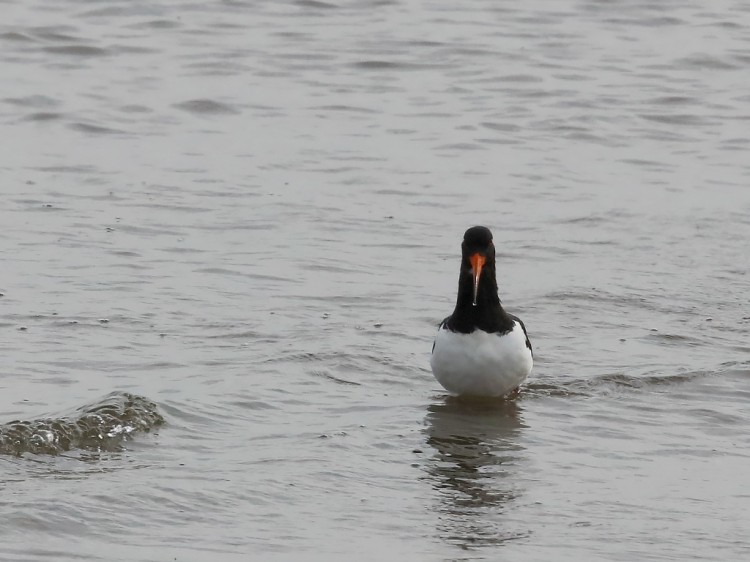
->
[2,0,750,560]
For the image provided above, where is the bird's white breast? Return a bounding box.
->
[430,322,533,397]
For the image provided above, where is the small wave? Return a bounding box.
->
[68,122,126,135]
[3,94,60,108]
[173,99,240,115]
[22,111,63,122]
[42,45,110,57]
[585,370,711,389]
[0,392,164,456]
[295,0,339,9]
[310,370,361,386]
[541,288,651,308]
[523,369,717,398]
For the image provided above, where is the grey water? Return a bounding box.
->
[1,0,749,560]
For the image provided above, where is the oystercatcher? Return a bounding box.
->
[430,226,533,397]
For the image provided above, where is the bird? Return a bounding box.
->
[430,226,533,397]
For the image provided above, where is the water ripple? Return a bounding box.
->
[0,393,164,456]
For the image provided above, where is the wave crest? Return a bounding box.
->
[0,392,164,456]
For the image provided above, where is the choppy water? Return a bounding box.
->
[2,0,750,560]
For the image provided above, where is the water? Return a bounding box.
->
[1,0,749,560]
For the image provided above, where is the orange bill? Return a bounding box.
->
[470,253,486,306]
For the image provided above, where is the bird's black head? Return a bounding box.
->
[460,226,496,307]
[462,226,494,255]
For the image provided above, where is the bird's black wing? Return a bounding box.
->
[509,313,532,355]
[432,316,452,353]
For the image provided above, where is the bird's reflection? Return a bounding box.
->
[423,396,528,548]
